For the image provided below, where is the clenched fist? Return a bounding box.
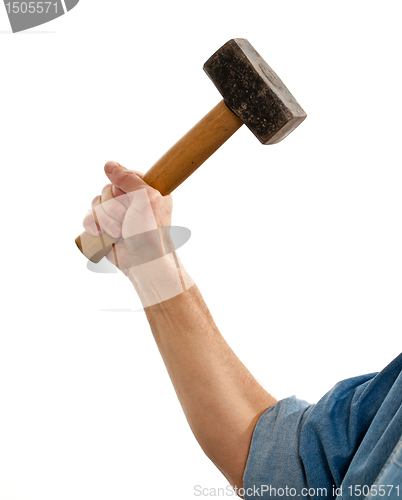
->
[82,161,193,307]
[83,161,173,275]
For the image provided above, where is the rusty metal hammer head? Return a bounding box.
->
[204,38,306,145]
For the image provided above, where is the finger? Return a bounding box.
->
[91,195,121,239]
[82,209,103,236]
[100,184,127,224]
[104,161,148,198]
[111,185,131,209]
[111,176,145,208]
[123,187,158,238]
[116,163,144,179]
[112,167,145,202]
[107,162,145,207]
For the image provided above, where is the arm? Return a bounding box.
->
[83,161,277,490]
[142,279,277,489]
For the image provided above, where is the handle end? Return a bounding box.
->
[75,231,118,263]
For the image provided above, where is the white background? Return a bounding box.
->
[0,1,401,499]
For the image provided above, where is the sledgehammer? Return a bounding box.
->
[75,38,307,263]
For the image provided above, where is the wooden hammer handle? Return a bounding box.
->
[75,100,243,263]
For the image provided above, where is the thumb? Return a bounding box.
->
[104,161,147,194]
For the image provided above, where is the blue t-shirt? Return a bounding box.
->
[243,353,402,500]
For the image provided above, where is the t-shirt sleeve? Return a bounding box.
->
[243,395,312,499]
[243,352,402,500]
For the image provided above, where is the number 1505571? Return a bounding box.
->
[5,2,58,14]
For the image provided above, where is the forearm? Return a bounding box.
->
[129,255,277,489]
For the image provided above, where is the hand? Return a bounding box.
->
[82,161,174,277]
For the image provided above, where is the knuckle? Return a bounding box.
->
[114,191,130,206]
[120,169,134,183]
[95,210,121,238]
[103,199,126,223]
[91,195,101,206]
[102,183,113,193]
[105,223,121,238]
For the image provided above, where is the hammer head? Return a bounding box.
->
[204,39,306,145]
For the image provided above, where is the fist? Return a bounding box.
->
[82,161,174,276]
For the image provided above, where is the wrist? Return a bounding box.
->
[128,252,194,308]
